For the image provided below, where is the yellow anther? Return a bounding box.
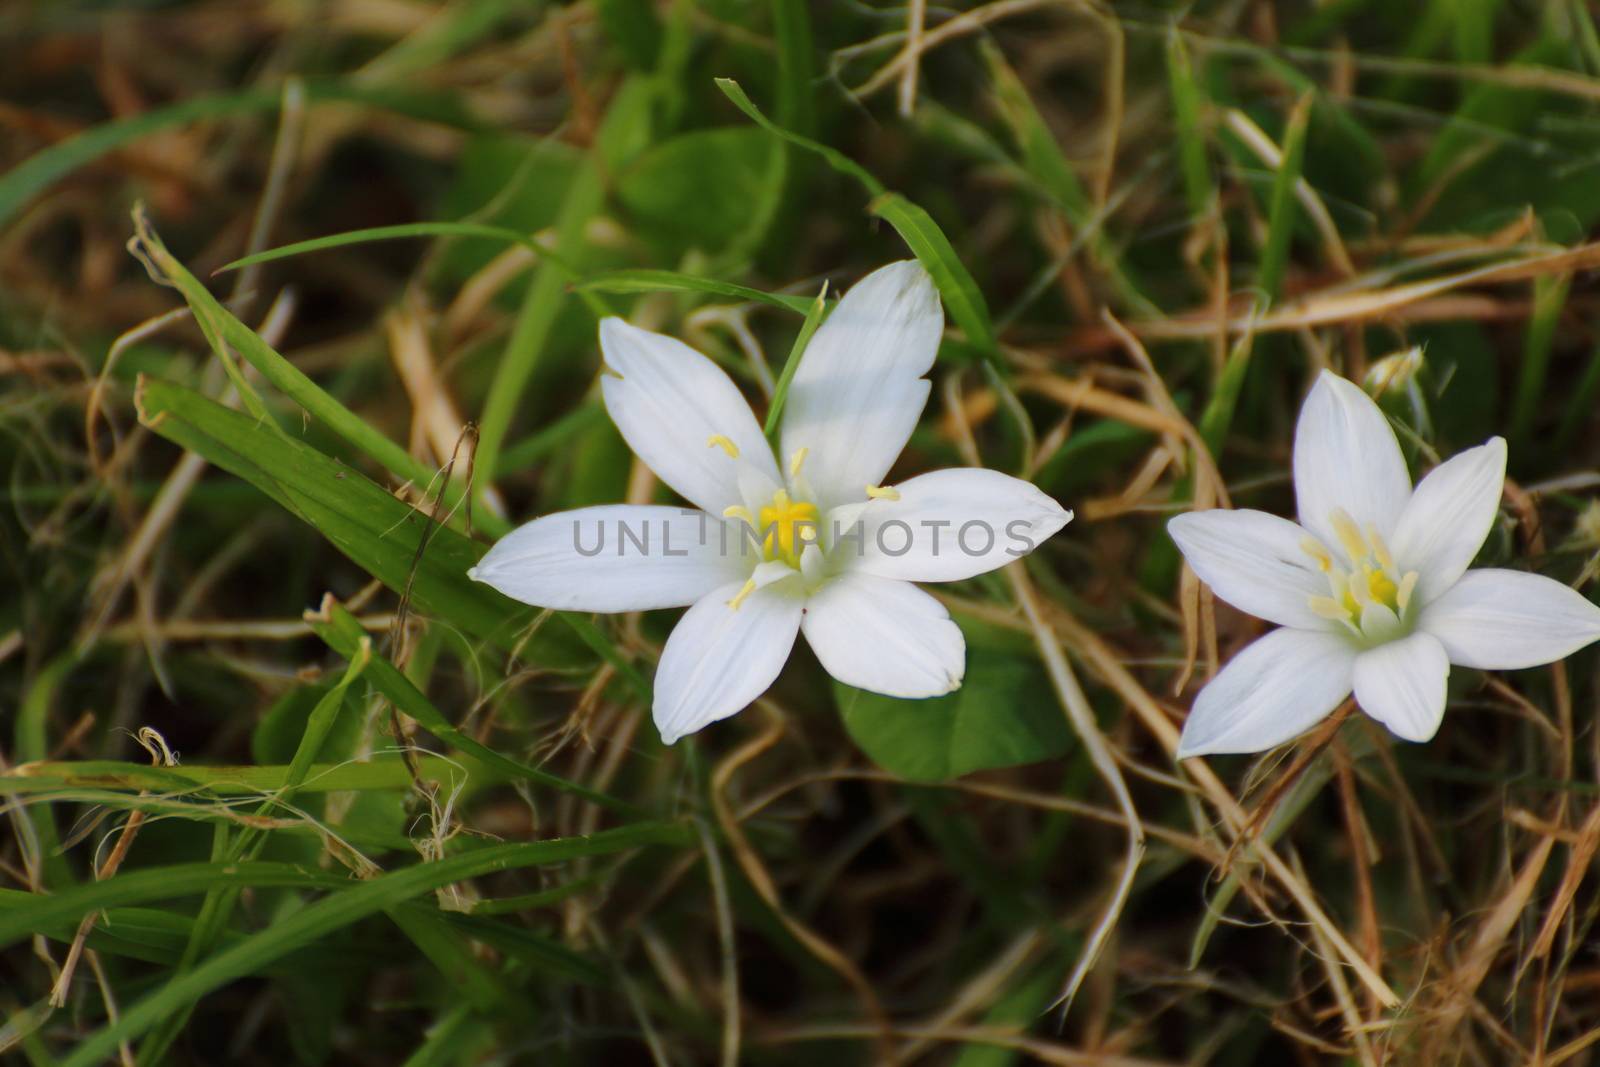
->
[865,484,901,501]
[723,504,755,524]
[1328,508,1367,563]
[789,447,809,477]
[1366,524,1396,572]
[726,577,758,610]
[1396,571,1419,614]
[707,434,740,459]
[1308,596,1351,621]
[1300,537,1332,573]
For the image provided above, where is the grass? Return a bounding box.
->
[4,1,1600,1064]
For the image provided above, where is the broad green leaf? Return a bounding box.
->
[838,648,1072,782]
[616,127,775,249]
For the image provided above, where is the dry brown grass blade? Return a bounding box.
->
[1131,241,1600,341]
[1426,833,1557,1055]
[1526,801,1600,963]
[1009,562,1146,1015]
[1043,604,1401,1008]
[709,707,892,1049]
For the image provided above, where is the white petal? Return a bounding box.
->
[1168,509,1333,630]
[802,574,965,697]
[1176,628,1355,758]
[1388,438,1506,603]
[599,318,779,513]
[652,579,804,745]
[469,505,745,612]
[1293,370,1412,548]
[843,468,1072,583]
[1419,568,1600,670]
[778,261,943,509]
[1352,632,1449,742]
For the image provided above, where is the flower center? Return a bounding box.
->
[753,489,818,568]
[1301,507,1419,644]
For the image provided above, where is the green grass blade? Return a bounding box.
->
[1257,93,1314,305]
[715,78,886,196]
[133,375,574,659]
[217,222,558,272]
[130,210,476,528]
[1165,26,1214,221]
[474,78,654,504]
[1,755,500,798]
[764,283,829,439]
[868,193,997,360]
[1511,271,1571,447]
[307,596,641,813]
[58,822,691,1066]
[575,269,817,314]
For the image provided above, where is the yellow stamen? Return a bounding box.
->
[726,577,757,610]
[1309,596,1351,621]
[723,504,755,524]
[1329,507,1367,563]
[1300,536,1332,572]
[706,434,740,459]
[1366,523,1396,572]
[1396,571,1419,614]
[865,484,901,501]
[789,447,809,477]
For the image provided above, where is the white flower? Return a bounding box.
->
[1169,370,1600,758]
[470,261,1073,744]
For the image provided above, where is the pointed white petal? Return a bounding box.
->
[778,261,942,509]
[652,579,804,745]
[599,318,779,513]
[1293,370,1412,548]
[1419,568,1600,670]
[1168,509,1333,630]
[1176,628,1355,758]
[468,505,745,612]
[1352,632,1449,742]
[1389,438,1506,602]
[802,574,965,698]
[844,468,1071,583]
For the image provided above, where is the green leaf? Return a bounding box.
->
[616,127,775,249]
[838,648,1072,782]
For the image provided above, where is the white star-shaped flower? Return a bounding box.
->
[1170,370,1600,758]
[471,261,1072,744]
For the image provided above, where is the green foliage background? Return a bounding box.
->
[4,0,1600,1063]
